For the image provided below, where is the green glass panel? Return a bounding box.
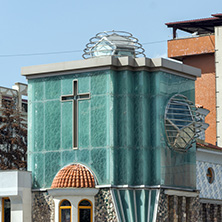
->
[135,190,145,222]
[119,190,131,222]
[112,190,123,221]
[61,77,75,95]
[91,96,107,147]
[91,72,108,95]
[79,100,90,148]
[31,152,45,188]
[114,148,127,185]
[31,79,44,102]
[149,190,157,221]
[61,150,75,167]
[128,190,136,221]
[76,149,90,163]
[45,77,61,100]
[45,152,61,188]
[114,70,134,94]
[33,102,44,152]
[78,75,90,93]
[114,95,126,147]
[61,102,72,149]
[91,148,108,184]
[133,148,148,185]
[45,101,61,151]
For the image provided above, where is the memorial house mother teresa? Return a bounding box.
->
[1,31,204,222]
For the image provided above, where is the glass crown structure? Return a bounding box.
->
[82,30,145,59]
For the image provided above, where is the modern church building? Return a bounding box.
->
[0,30,221,222]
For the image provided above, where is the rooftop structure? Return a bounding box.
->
[82,30,145,59]
[0,82,28,113]
[166,13,222,38]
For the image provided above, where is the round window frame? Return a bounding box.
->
[164,94,197,152]
[206,167,214,184]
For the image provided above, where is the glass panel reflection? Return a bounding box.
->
[79,200,91,206]
[3,198,10,222]
[61,200,71,206]
[61,209,71,222]
[79,209,91,222]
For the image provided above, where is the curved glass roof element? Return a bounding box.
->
[82,30,146,59]
[165,94,201,152]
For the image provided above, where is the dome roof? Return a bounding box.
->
[51,164,95,188]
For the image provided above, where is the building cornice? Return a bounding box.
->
[21,56,201,80]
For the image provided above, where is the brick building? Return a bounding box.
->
[166,13,222,146]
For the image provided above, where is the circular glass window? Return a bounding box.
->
[165,94,197,152]
[206,167,214,184]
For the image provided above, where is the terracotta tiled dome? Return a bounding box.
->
[51,164,95,188]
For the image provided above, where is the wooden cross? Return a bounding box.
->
[61,79,90,149]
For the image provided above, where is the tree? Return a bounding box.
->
[0,99,27,170]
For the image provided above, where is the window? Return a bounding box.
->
[59,200,71,222]
[206,167,214,184]
[22,102,28,112]
[2,198,10,222]
[78,199,92,222]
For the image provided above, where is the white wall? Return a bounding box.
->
[197,148,222,200]
[215,26,222,146]
[0,171,32,222]
[48,188,99,222]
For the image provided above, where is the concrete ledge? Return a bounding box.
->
[164,189,199,197]
[48,188,99,197]
[197,148,222,164]
[21,56,201,80]
[0,170,32,197]
[200,198,222,204]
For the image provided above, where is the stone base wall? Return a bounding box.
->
[199,203,222,222]
[156,192,200,221]
[32,191,55,222]
[94,189,118,222]
[156,189,222,222]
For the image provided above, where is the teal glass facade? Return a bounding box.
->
[28,69,196,189]
[113,189,159,222]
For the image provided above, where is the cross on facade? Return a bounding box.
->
[61,79,90,149]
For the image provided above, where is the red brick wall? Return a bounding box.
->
[168,35,215,58]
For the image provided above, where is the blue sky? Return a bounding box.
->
[1,0,222,88]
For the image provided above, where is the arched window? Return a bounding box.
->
[78,199,92,222]
[2,198,10,222]
[59,199,71,222]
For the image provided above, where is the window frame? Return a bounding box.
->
[2,197,10,222]
[164,94,197,152]
[59,199,72,222]
[78,199,93,222]
[206,167,215,184]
